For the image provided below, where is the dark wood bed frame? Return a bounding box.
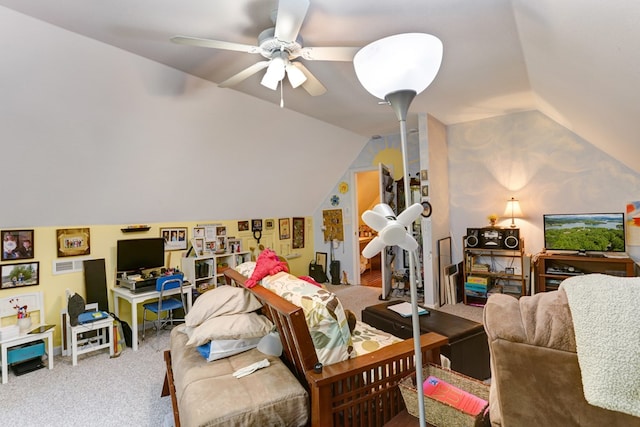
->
[162,268,447,426]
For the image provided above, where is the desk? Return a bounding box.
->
[1,325,54,384]
[112,284,193,351]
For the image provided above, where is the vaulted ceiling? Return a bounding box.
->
[1,0,638,173]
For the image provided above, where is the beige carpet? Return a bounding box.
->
[325,284,484,324]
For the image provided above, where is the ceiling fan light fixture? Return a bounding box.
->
[261,54,287,90]
[286,63,307,88]
[353,33,443,100]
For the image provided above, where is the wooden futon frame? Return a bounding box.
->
[163,268,447,426]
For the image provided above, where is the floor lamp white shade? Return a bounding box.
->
[354,33,443,427]
[353,33,443,101]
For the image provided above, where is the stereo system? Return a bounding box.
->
[465,227,520,250]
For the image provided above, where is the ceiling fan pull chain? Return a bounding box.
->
[280,81,285,108]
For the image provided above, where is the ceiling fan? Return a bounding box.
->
[171,0,360,97]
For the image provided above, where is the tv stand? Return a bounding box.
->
[535,253,635,292]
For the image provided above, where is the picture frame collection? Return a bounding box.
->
[1,216,307,290]
[2,229,39,289]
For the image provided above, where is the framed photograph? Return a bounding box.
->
[204,240,217,254]
[421,185,429,197]
[238,221,249,232]
[191,238,205,256]
[315,252,328,273]
[161,227,188,251]
[193,227,205,239]
[420,169,429,181]
[2,229,34,261]
[265,219,275,230]
[279,218,290,240]
[292,217,305,249]
[1,261,39,289]
[56,228,90,257]
[228,238,241,253]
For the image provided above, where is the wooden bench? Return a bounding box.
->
[162,269,447,426]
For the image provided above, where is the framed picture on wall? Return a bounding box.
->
[56,228,90,257]
[1,261,39,289]
[238,221,249,232]
[292,217,305,249]
[265,219,275,230]
[160,227,188,251]
[2,229,34,261]
[279,218,290,240]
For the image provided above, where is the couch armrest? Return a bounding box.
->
[306,332,447,427]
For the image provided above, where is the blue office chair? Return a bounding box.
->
[142,273,187,343]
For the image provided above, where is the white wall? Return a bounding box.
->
[448,110,640,263]
[0,7,367,228]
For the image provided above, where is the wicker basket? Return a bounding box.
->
[398,364,490,427]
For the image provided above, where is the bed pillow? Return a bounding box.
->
[196,337,262,362]
[185,285,262,327]
[185,312,274,347]
[235,261,256,278]
[261,272,354,365]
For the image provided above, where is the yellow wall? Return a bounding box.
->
[1,218,314,347]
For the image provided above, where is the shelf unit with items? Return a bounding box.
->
[462,238,527,306]
[534,253,636,293]
[181,250,250,293]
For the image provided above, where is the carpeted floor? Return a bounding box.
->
[0,331,174,427]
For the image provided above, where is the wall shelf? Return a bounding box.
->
[121,226,151,233]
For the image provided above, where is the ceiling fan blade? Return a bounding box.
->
[274,0,310,42]
[362,209,388,232]
[219,61,270,88]
[398,234,419,252]
[362,237,386,259]
[396,203,424,227]
[299,46,361,61]
[170,35,260,54]
[292,62,327,96]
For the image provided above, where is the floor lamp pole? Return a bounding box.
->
[386,90,426,427]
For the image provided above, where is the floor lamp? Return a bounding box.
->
[354,33,443,427]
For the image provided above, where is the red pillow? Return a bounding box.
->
[245,248,289,288]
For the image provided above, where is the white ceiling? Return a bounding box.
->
[1,0,639,172]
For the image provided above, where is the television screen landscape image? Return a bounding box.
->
[543,213,626,253]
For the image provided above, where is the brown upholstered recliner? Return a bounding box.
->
[483,290,640,427]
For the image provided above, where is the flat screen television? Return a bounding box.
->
[116,238,165,272]
[543,213,626,253]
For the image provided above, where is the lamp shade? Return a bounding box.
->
[504,198,523,218]
[257,331,283,356]
[353,33,443,100]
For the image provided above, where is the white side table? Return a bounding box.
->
[1,326,54,384]
[68,317,114,366]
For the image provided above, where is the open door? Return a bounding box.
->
[379,163,396,299]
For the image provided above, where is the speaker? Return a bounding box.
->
[330,260,341,285]
[465,228,481,248]
[83,259,109,312]
[502,228,520,250]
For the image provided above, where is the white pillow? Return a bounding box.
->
[235,261,256,278]
[197,337,262,362]
[185,285,262,327]
[185,312,274,347]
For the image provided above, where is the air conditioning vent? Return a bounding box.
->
[53,258,88,275]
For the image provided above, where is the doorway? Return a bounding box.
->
[355,169,382,287]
